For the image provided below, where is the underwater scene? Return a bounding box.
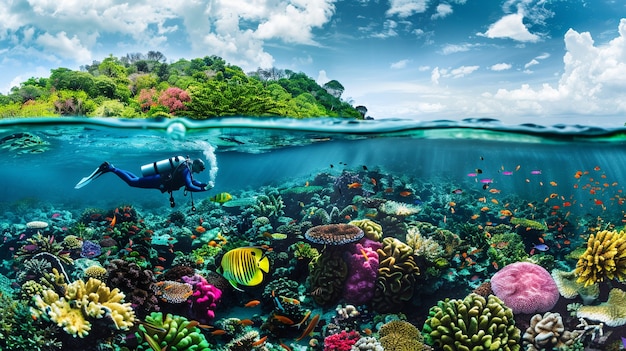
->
[1,117,626,351]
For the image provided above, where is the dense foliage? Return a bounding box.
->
[0,52,366,119]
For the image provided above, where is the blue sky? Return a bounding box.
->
[1,0,625,125]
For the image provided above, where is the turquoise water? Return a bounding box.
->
[1,117,626,351]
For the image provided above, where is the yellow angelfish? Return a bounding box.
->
[218,247,270,290]
[210,192,233,203]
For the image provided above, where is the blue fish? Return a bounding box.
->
[533,243,549,251]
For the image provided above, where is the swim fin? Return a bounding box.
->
[74,164,107,189]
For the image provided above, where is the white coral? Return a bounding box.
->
[380,200,420,217]
[406,227,444,262]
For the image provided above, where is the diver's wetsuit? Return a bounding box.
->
[109,163,207,193]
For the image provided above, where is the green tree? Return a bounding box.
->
[98,55,127,79]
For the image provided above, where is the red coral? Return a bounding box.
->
[323,330,360,351]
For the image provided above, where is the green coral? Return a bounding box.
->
[137,312,212,351]
[510,217,547,231]
[350,218,383,241]
[487,232,528,269]
[423,293,521,351]
[307,249,348,307]
[290,241,320,261]
[373,237,420,313]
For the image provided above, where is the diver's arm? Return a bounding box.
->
[183,167,208,192]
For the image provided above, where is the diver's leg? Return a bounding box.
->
[110,168,161,189]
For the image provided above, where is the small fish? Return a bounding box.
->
[273,315,295,325]
[480,178,493,184]
[347,182,362,189]
[211,329,227,336]
[399,191,412,197]
[110,213,117,227]
[451,188,463,194]
[210,192,233,203]
[293,310,311,328]
[502,171,513,175]
[531,243,549,253]
[530,170,542,175]
[476,168,483,174]
[244,300,261,308]
[467,173,478,177]
[370,178,377,186]
[362,165,368,170]
[550,181,558,186]
[296,314,320,341]
[239,319,254,326]
[251,336,268,347]
[489,189,500,194]
[280,296,301,305]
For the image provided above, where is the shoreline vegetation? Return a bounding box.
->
[0,51,367,120]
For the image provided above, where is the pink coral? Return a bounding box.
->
[490,261,559,314]
[182,274,222,321]
[324,330,360,351]
[343,239,381,305]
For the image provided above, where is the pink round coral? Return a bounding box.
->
[323,330,360,351]
[490,261,559,314]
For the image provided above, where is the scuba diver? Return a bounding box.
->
[75,155,211,208]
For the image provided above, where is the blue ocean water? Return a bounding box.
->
[1,117,626,350]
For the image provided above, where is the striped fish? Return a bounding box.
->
[218,247,270,290]
[210,192,233,203]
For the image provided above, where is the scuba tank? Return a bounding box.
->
[140,156,187,177]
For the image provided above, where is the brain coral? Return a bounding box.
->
[490,262,560,314]
[422,293,521,351]
[574,229,626,287]
[349,218,383,241]
[379,320,425,351]
[372,237,420,313]
[307,250,348,307]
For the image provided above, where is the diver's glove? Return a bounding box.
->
[203,184,213,191]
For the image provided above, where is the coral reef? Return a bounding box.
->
[349,219,383,241]
[350,336,383,351]
[137,311,211,351]
[551,269,599,304]
[422,293,521,351]
[343,240,381,305]
[522,312,580,351]
[32,277,135,338]
[106,259,159,318]
[181,274,222,321]
[307,250,348,307]
[324,330,360,351]
[574,229,626,287]
[305,223,364,245]
[510,217,547,231]
[491,261,560,314]
[379,320,425,351]
[576,288,626,327]
[372,237,420,313]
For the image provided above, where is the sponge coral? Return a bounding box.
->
[422,293,521,351]
[490,262,559,314]
[574,229,626,287]
[522,312,580,351]
[379,320,425,351]
[32,277,135,338]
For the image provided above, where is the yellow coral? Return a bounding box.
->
[576,288,626,327]
[349,219,383,241]
[378,320,425,351]
[574,229,626,287]
[551,269,599,303]
[32,278,135,338]
[84,265,108,280]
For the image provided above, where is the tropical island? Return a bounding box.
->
[0,51,366,120]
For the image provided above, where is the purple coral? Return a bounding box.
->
[343,239,381,305]
[80,240,102,258]
[182,274,222,321]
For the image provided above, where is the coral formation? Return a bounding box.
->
[32,277,135,338]
[522,312,580,351]
[491,262,560,314]
[510,217,547,231]
[324,330,360,351]
[574,229,626,287]
[576,288,626,327]
[137,311,211,351]
[551,269,599,304]
[106,259,159,318]
[372,237,420,313]
[422,293,521,351]
[343,239,381,305]
[378,320,425,351]
[350,336,383,351]
[181,274,222,321]
[307,250,348,307]
[349,218,383,241]
[305,223,364,245]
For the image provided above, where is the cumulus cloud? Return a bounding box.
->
[386,0,429,18]
[431,65,479,84]
[390,59,411,69]
[35,31,92,62]
[432,3,453,20]
[479,8,540,42]
[489,19,626,116]
[490,63,512,71]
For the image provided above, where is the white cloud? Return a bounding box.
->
[489,18,626,116]
[440,43,474,55]
[390,59,411,69]
[371,20,399,38]
[386,0,429,18]
[431,67,441,84]
[479,8,540,42]
[431,65,479,84]
[316,70,329,85]
[35,31,92,62]
[524,59,539,69]
[432,3,453,20]
[490,63,512,71]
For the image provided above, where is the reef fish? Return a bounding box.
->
[210,192,233,203]
[218,247,270,291]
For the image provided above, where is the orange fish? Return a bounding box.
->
[279,341,292,351]
[384,187,393,193]
[293,310,311,328]
[273,315,295,325]
[347,182,362,189]
[211,329,227,336]
[563,201,572,207]
[296,314,320,341]
[239,319,254,326]
[399,191,412,197]
[244,300,261,308]
[574,170,583,179]
[251,336,268,347]
[595,199,603,205]
[500,210,513,217]
[195,226,206,233]
[488,189,501,194]
[110,213,117,227]
[470,214,480,220]
[370,178,377,186]
[480,206,490,212]
[550,181,558,186]
[594,166,601,171]
[491,199,499,204]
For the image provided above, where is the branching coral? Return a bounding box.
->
[406,226,444,262]
[576,288,626,327]
[32,278,135,338]
[422,293,521,351]
[574,229,626,287]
